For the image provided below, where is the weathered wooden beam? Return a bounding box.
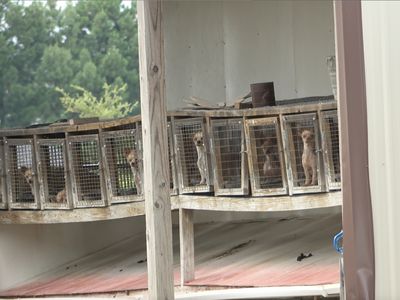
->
[137,0,174,299]
[179,208,195,286]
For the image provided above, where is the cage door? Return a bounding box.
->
[245,117,287,196]
[281,113,325,195]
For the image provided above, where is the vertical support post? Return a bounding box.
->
[179,208,194,286]
[137,1,174,299]
[334,1,375,299]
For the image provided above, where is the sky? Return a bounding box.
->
[20,0,133,9]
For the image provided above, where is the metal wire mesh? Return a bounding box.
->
[69,136,104,206]
[103,129,143,203]
[211,119,243,190]
[323,111,341,187]
[247,122,284,191]
[167,123,176,193]
[174,119,210,192]
[284,116,319,188]
[7,140,36,204]
[0,140,4,206]
[38,140,68,206]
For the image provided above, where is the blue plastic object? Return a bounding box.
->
[333,230,343,254]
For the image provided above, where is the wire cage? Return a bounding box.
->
[210,118,249,196]
[244,117,287,196]
[36,138,72,209]
[67,134,107,208]
[281,113,325,195]
[0,139,7,209]
[4,138,40,209]
[173,117,213,194]
[320,110,341,190]
[101,127,144,204]
[167,122,178,195]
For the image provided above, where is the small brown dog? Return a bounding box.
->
[261,138,281,179]
[20,166,34,194]
[193,131,208,185]
[124,148,143,194]
[300,129,317,186]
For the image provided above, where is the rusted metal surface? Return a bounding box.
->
[0,214,340,297]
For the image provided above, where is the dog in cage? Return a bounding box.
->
[55,188,66,203]
[261,138,281,180]
[124,148,143,195]
[300,129,317,186]
[20,166,34,194]
[193,131,208,185]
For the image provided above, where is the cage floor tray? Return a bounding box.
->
[0,213,341,297]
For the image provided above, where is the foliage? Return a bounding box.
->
[56,83,136,119]
[0,0,139,128]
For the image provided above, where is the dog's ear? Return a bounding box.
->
[123,148,132,158]
[20,166,28,175]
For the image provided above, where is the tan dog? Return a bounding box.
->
[300,129,317,186]
[193,131,208,185]
[20,166,34,194]
[261,138,281,179]
[124,148,143,195]
[55,188,66,203]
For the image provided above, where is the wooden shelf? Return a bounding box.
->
[0,192,341,224]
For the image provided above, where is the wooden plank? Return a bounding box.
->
[0,193,342,224]
[179,208,194,286]
[178,191,342,212]
[137,0,174,299]
[0,200,147,224]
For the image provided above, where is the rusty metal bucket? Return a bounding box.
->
[250,82,275,108]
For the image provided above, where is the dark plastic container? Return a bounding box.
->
[250,82,275,107]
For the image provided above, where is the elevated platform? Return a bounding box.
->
[0,192,341,224]
[0,213,341,298]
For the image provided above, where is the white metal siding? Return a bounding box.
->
[362,1,400,298]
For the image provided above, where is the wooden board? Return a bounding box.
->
[137,0,175,298]
[0,192,341,224]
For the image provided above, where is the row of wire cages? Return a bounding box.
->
[0,110,339,209]
[171,111,340,197]
[0,121,178,210]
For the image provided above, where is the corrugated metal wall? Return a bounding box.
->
[362,2,400,298]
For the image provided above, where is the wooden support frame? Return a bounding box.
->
[281,113,325,195]
[36,138,73,210]
[5,138,40,210]
[168,121,179,195]
[67,134,107,208]
[244,117,288,196]
[179,208,194,286]
[319,110,341,190]
[0,138,7,209]
[100,127,144,204]
[137,0,175,298]
[173,117,213,194]
[210,118,249,196]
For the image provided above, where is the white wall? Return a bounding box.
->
[0,217,146,290]
[164,0,335,109]
[362,2,400,298]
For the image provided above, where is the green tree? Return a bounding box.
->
[0,0,139,128]
[56,83,136,119]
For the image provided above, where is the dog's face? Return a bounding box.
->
[261,138,275,156]
[124,148,140,169]
[20,166,33,187]
[193,131,204,147]
[301,130,314,144]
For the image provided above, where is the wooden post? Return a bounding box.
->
[137,0,174,299]
[179,208,194,286]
